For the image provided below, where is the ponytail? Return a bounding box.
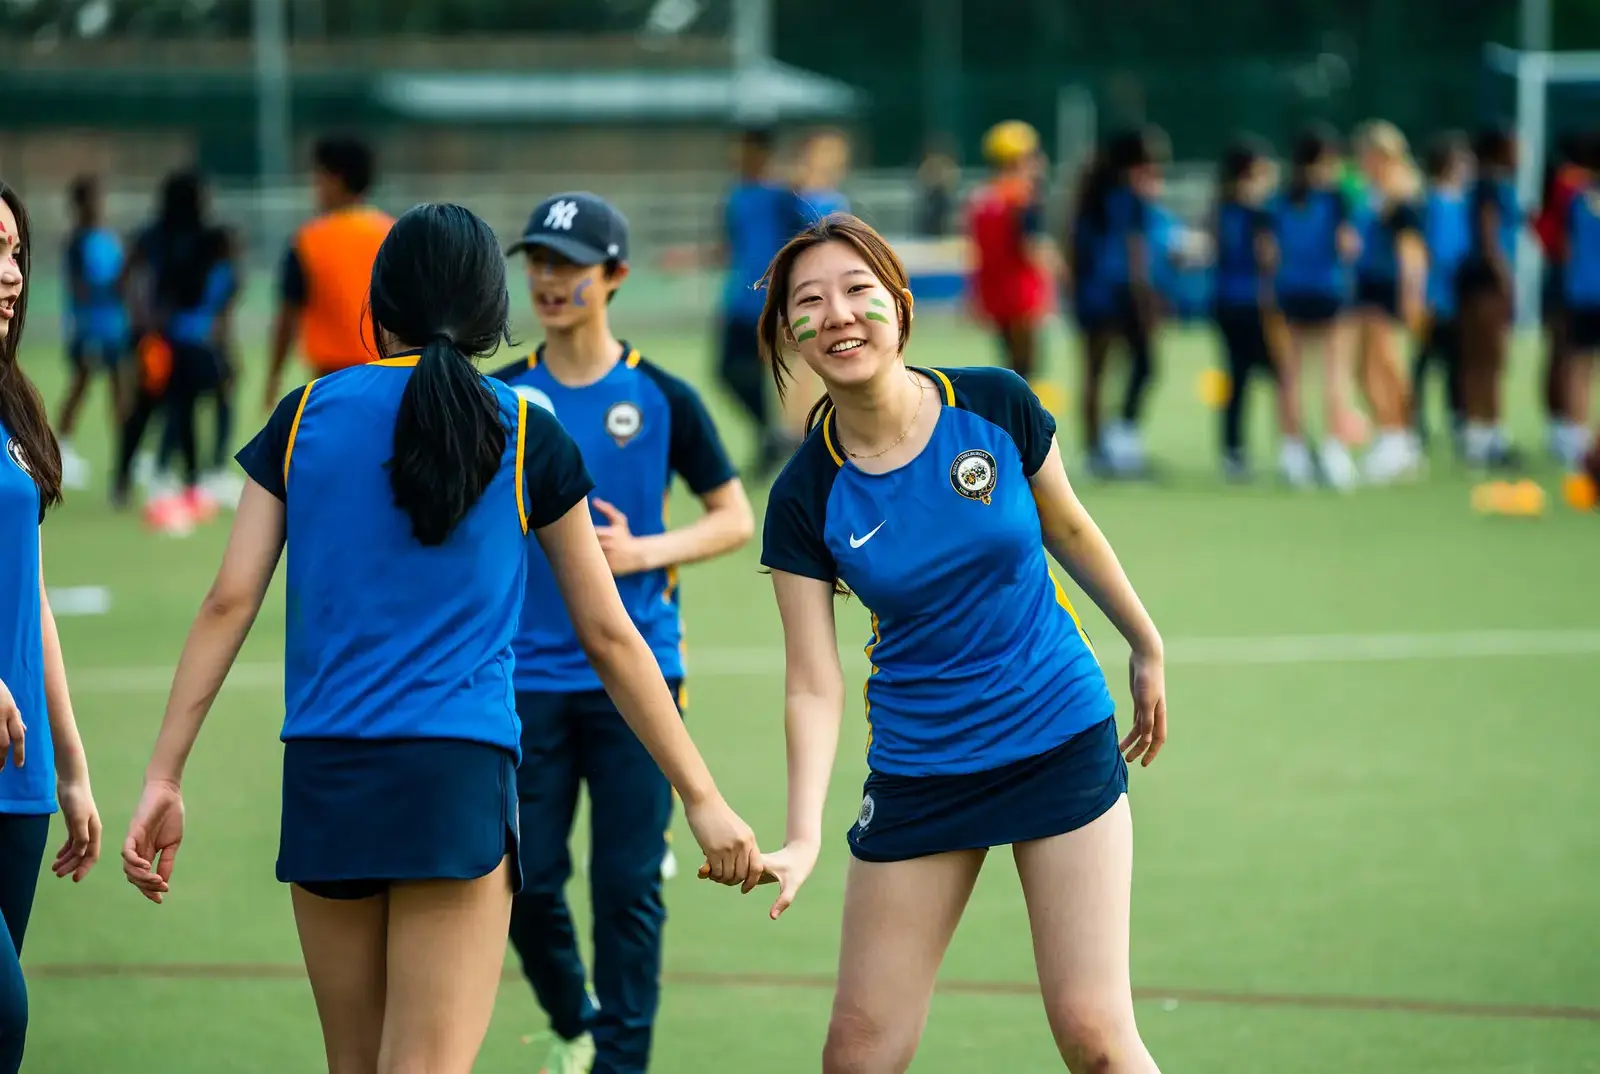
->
[387,335,507,546]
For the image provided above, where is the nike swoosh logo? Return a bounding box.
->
[849,521,886,549]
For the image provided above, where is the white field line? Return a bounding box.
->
[65,628,1600,693]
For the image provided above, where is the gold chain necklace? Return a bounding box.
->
[843,372,926,460]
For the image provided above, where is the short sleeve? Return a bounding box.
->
[646,368,736,495]
[278,244,307,307]
[1392,202,1422,235]
[235,385,307,501]
[760,459,838,583]
[520,402,595,532]
[946,366,1057,477]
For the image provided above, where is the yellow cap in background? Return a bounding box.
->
[983,120,1040,166]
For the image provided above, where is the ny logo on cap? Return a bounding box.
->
[544,200,579,231]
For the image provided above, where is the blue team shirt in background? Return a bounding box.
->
[762,366,1114,778]
[490,345,736,694]
[1213,200,1269,309]
[1564,186,1600,308]
[1423,187,1471,316]
[64,226,126,343]
[0,419,56,814]
[1075,185,1151,315]
[1468,177,1521,268]
[1355,199,1422,287]
[722,182,794,324]
[795,187,849,227]
[1270,188,1351,299]
[236,356,595,758]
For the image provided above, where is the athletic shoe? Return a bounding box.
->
[539,1032,596,1074]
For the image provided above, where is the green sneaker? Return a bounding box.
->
[539,1032,596,1074]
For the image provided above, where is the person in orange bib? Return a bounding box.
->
[264,135,393,410]
[965,120,1063,412]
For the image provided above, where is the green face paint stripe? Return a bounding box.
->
[869,297,888,308]
[864,311,890,324]
[791,316,811,328]
[796,329,818,342]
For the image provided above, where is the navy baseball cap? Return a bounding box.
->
[506,191,629,266]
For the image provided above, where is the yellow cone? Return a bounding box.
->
[1197,368,1231,410]
[1028,379,1068,415]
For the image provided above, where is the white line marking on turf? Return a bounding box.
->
[67,629,1600,693]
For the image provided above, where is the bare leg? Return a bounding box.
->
[821,849,987,1074]
[291,885,389,1074]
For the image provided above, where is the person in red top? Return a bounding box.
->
[1534,132,1592,457]
[966,120,1062,411]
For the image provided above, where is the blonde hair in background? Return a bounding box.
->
[1355,119,1421,201]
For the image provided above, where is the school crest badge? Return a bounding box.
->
[949,449,997,505]
[856,793,875,832]
[605,400,643,446]
[5,437,29,477]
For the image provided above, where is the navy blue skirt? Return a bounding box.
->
[846,716,1129,864]
[278,737,522,900]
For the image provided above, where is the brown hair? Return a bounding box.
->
[755,212,913,435]
[0,182,63,514]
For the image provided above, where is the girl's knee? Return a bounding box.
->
[821,1003,918,1074]
[1044,999,1146,1074]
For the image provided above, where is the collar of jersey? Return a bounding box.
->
[525,340,641,374]
[820,366,956,468]
[371,351,421,367]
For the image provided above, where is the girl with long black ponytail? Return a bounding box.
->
[124,202,761,1072]
[0,181,103,1074]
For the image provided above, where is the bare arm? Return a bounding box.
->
[38,554,87,786]
[39,548,102,881]
[1397,229,1428,332]
[1029,437,1167,764]
[145,481,285,786]
[771,570,846,849]
[598,478,753,576]
[537,498,760,885]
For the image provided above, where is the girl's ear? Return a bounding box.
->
[901,286,915,321]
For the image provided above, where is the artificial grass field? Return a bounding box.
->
[13,279,1600,1073]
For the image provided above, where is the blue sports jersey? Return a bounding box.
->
[0,420,56,814]
[1423,187,1471,316]
[1355,199,1422,286]
[64,226,127,342]
[721,182,795,324]
[762,366,1115,778]
[235,355,595,756]
[1213,200,1269,308]
[1469,177,1521,267]
[1076,185,1150,314]
[488,344,736,693]
[1271,188,1350,300]
[1564,186,1600,307]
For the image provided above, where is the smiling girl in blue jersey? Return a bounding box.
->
[490,191,755,1074]
[120,202,763,1073]
[739,213,1167,1073]
[0,181,103,1074]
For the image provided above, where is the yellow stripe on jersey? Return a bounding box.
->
[514,396,529,535]
[283,378,318,487]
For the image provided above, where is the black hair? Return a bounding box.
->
[149,168,229,313]
[1472,127,1516,172]
[1069,128,1152,232]
[1288,122,1339,205]
[313,134,376,198]
[369,203,513,547]
[0,183,63,511]
[1425,130,1468,182]
[1218,133,1269,197]
[738,127,776,152]
[68,174,99,218]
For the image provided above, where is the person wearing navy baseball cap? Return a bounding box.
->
[493,191,753,1074]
